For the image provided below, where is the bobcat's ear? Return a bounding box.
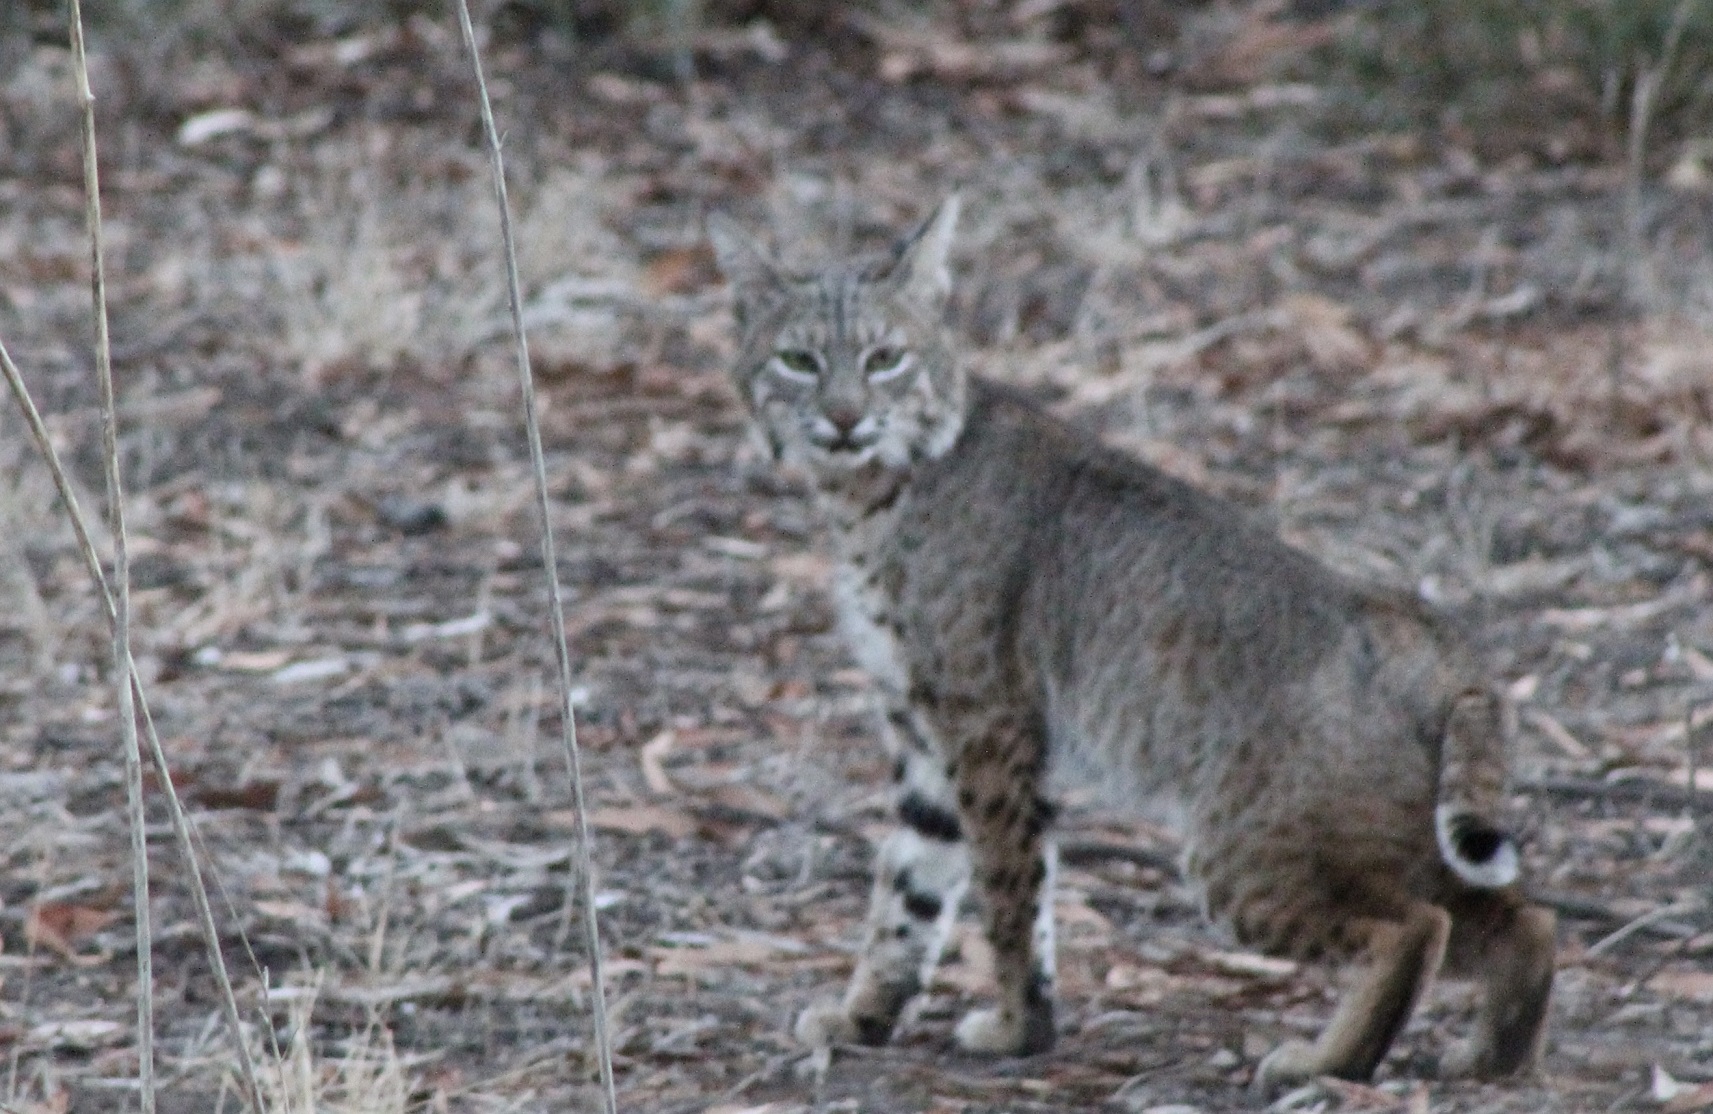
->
[708,213,784,327]
[886,194,960,309]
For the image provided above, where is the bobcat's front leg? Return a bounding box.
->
[949,716,1058,1057]
[796,711,970,1049]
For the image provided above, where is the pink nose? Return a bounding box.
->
[823,402,863,434]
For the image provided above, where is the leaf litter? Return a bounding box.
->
[0,2,1711,1111]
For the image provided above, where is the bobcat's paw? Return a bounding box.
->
[1252,1039,1321,1094]
[795,1002,856,1049]
[794,1001,894,1049]
[1438,1038,1486,1080]
[1439,1035,1543,1081]
[953,1004,1055,1056]
[1439,1038,1541,1082]
[954,1008,1017,1053]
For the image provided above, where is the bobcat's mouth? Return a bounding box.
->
[818,431,878,454]
[806,416,882,460]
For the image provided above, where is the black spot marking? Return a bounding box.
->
[900,791,962,841]
[863,477,907,516]
[958,787,976,810]
[902,889,943,921]
[892,757,907,783]
[1018,969,1057,1053]
[853,1012,895,1045]
[983,795,1008,821]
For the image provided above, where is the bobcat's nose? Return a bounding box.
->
[823,401,864,436]
[810,405,879,452]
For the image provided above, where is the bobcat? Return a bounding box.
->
[708,198,1555,1090]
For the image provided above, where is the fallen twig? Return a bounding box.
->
[1532,890,1701,941]
[1517,775,1713,813]
[1588,899,1706,957]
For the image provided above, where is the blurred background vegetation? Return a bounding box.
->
[1314,0,1713,161]
[1,0,1708,162]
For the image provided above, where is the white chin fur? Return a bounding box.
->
[1435,805,1519,888]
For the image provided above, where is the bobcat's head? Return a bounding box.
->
[709,199,965,475]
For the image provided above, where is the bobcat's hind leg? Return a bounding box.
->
[949,718,1058,1057]
[796,721,969,1049]
[1255,900,1451,1092]
[1440,892,1555,1079]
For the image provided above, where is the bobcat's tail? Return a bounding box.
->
[1435,689,1519,888]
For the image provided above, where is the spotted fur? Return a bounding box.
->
[710,200,1554,1089]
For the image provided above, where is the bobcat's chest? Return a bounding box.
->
[830,557,908,693]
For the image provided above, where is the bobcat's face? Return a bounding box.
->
[710,200,966,475]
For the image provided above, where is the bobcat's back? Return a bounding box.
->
[877,380,1512,949]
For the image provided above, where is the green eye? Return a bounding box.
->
[773,349,822,380]
[863,346,911,381]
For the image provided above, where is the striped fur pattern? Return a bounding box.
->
[709,200,1555,1089]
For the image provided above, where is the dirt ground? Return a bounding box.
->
[1,3,1711,1112]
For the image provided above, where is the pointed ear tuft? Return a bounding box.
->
[708,213,785,329]
[707,213,779,291]
[888,195,960,308]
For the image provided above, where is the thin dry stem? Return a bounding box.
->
[0,335,266,1112]
[451,4,619,1112]
[1614,1,1697,424]
[64,4,153,1109]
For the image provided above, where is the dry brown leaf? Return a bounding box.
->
[29,1019,126,1052]
[253,899,330,929]
[1315,1075,1410,1109]
[584,805,696,840]
[770,551,831,586]
[26,902,116,966]
[1651,968,1713,1004]
[214,648,294,672]
[642,246,715,296]
[850,13,1064,83]
[700,781,791,821]
[640,730,677,795]
[1198,948,1298,980]
[650,933,808,977]
[190,779,282,811]
[1283,293,1371,373]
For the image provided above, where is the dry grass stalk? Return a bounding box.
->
[1614,0,1698,425]
[450,3,619,1111]
[0,343,266,1113]
[258,980,408,1114]
[0,40,267,1114]
[64,3,153,1109]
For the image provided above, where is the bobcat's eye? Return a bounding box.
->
[863,346,912,383]
[771,349,822,384]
